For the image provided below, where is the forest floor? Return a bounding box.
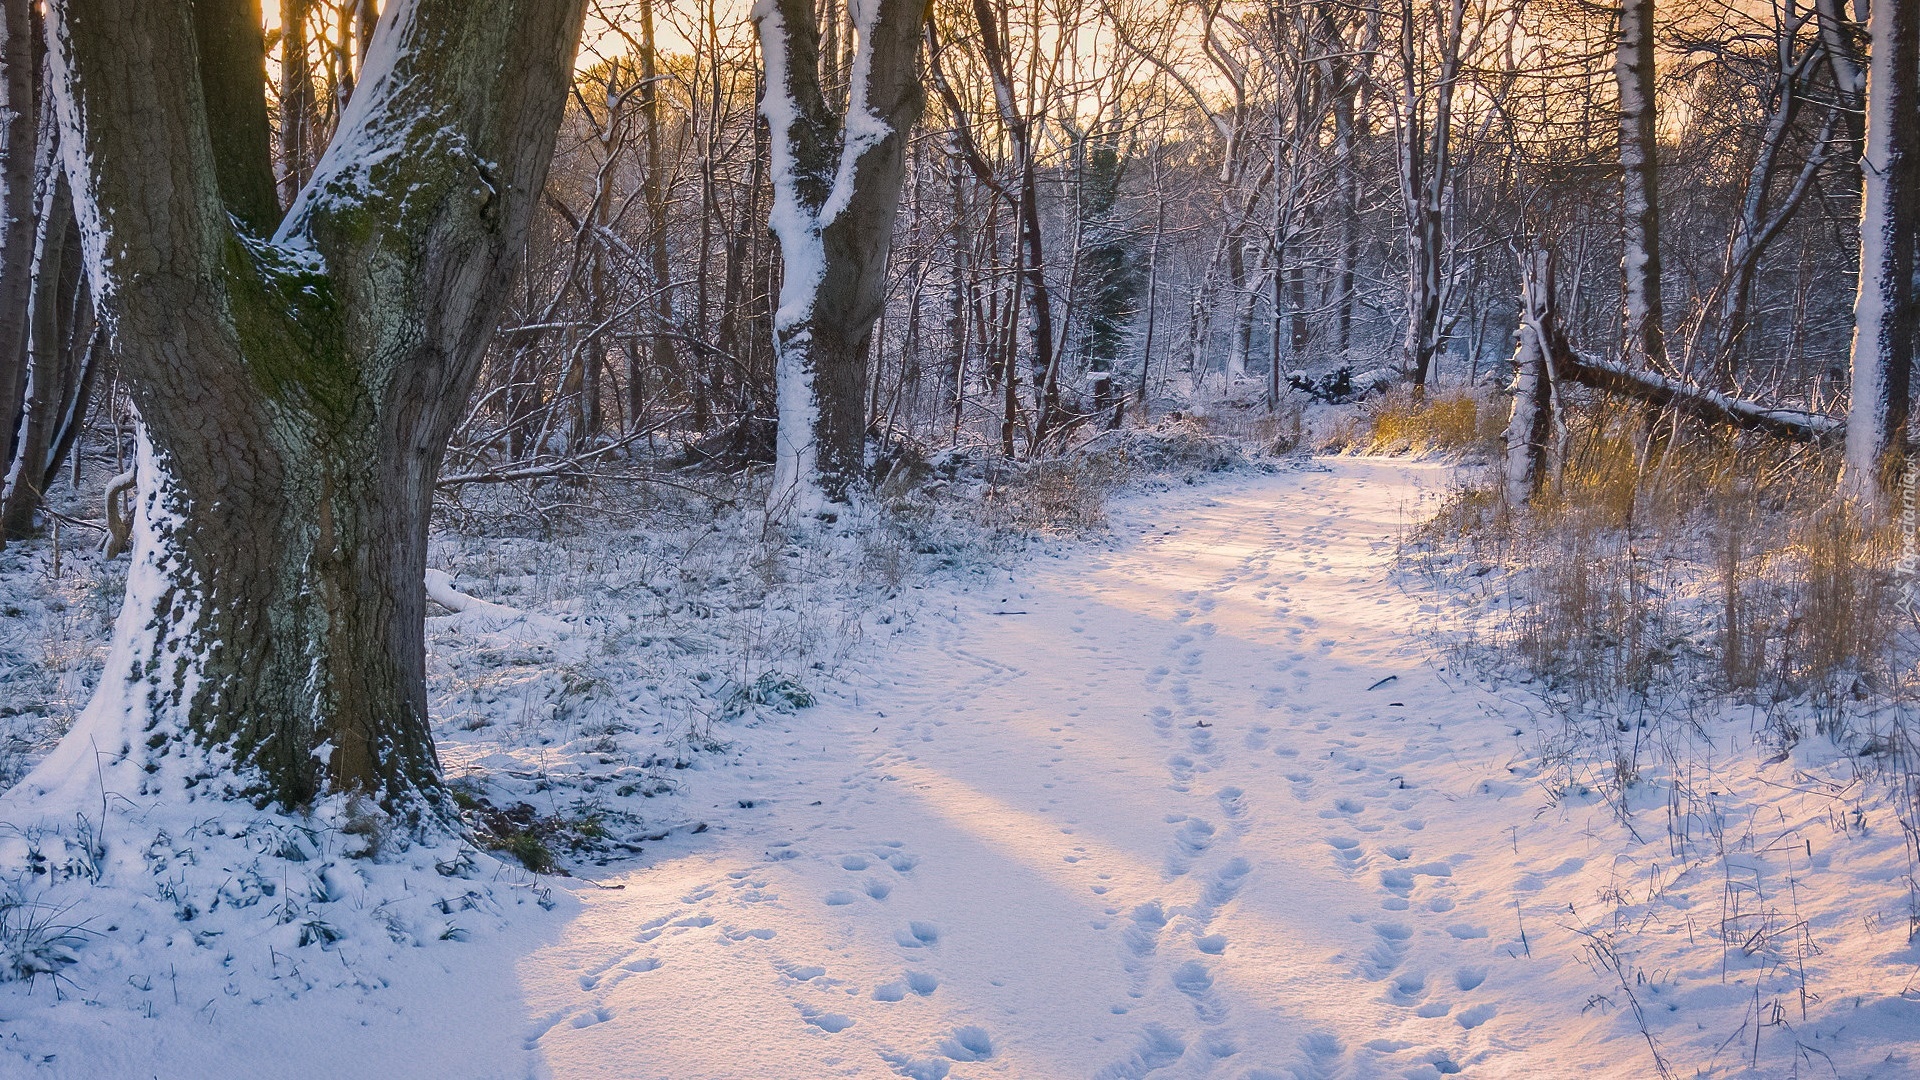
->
[5,455,1919,1079]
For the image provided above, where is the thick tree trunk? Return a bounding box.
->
[40,0,586,820]
[1617,0,1667,371]
[1842,0,1920,506]
[756,0,927,510]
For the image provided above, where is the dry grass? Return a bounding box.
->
[1361,386,1503,456]
[981,457,1121,536]
[1418,402,1908,725]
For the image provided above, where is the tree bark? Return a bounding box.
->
[636,0,675,433]
[0,170,73,538]
[1397,0,1463,390]
[1616,0,1666,371]
[277,0,314,207]
[0,0,40,549]
[42,0,586,820]
[1841,0,1920,506]
[1503,248,1558,506]
[757,0,928,510]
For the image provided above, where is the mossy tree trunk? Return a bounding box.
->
[48,0,586,821]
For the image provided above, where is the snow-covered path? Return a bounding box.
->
[512,459,1563,1079]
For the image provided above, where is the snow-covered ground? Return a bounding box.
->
[5,457,1919,1078]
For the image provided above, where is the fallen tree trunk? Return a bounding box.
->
[1553,352,1842,443]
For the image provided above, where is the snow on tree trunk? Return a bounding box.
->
[27,0,587,823]
[1616,0,1667,371]
[1504,249,1556,507]
[0,0,38,552]
[1842,0,1920,508]
[755,0,928,514]
[1225,235,1252,382]
[0,168,74,538]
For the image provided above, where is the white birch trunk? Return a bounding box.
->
[1841,0,1919,507]
[1617,0,1666,370]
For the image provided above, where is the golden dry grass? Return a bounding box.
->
[1417,402,1907,714]
[1361,387,1502,455]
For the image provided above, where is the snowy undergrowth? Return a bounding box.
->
[1402,459,1920,1077]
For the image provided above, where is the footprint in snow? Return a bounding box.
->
[1171,960,1228,1024]
[802,1010,854,1033]
[877,1052,950,1080]
[1456,1003,1497,1029]
[1092,1024,1185,1080]
[1189,726,1215,756]
[1360,922,1411,980]
[1174,817,1215,855]
[895,921,940,948]
[570,1007,612,1029]
[824,890,859,906]
[1387,969,1425,1006]
[1286,1032,1346,1080]
[937,1026,994,1062]
[1328,836,1365,872]
[1201,857,1252,908]
[1216,786,1248,829]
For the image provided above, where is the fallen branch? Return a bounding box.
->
[424,569,570,634]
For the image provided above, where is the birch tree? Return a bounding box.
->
[1842,0,1918,506]
[31,0,587,821]
[755,0,929,512]
[1616,0,1666,370]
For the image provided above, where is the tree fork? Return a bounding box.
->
[45,0,587,819]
